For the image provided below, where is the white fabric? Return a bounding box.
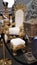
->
[15,9,24,27]
[9,27,20,35]
[10,38,25,46]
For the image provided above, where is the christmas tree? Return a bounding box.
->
[26,0,37,21]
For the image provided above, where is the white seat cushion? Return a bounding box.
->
[11,38,25,46]
[9,27,20,35]
[10,38,25,51]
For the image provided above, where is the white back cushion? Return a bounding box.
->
[15,9,24,27]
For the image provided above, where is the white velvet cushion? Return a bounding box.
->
[10,38,25,47]
[15,9,24,27]
[9,27,20,35]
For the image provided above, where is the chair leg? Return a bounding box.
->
[22,47,25,53]
[13,50,17,56]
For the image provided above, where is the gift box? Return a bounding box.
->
[24,19,37,37]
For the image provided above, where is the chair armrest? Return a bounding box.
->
[19,25,25,38]
[10,22,15,27]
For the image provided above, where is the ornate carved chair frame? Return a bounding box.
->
[14,3,26,26]
[5,3,26,39]
[13,3,26,38]
[4,3,26,54]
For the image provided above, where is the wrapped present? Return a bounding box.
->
[24,19,37,38]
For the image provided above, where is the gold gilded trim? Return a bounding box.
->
[14,3,26,13]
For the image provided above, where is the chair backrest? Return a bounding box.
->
[14,3,26,27]
[7,4,26,36]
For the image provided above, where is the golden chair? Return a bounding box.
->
[8,3,26,38]
[14,3,26,38]
[5,3,26,55]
